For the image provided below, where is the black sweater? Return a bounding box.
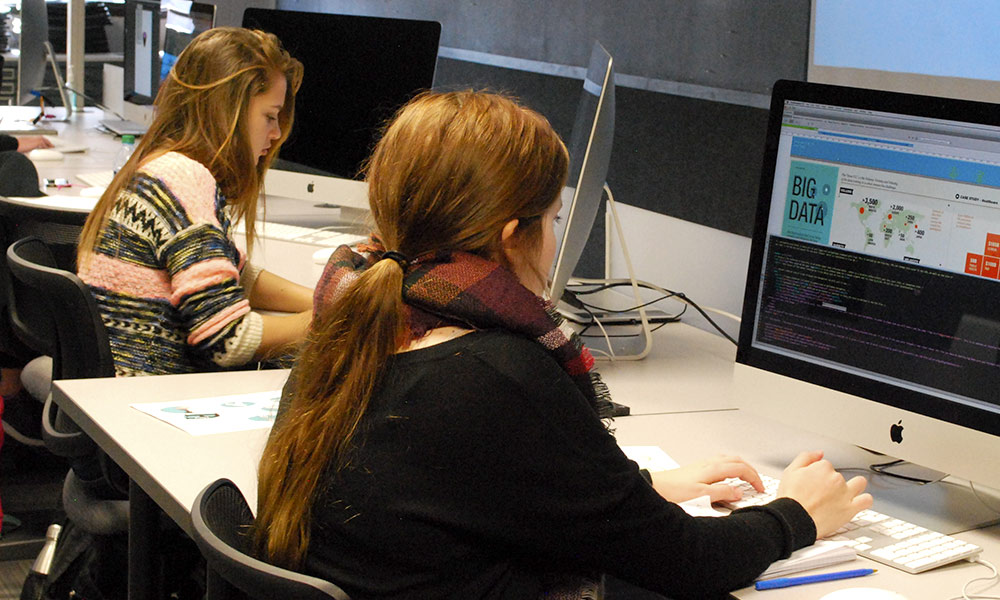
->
[0,135,18,152]
[299,330,816,599]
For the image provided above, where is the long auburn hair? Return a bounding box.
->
[254,90,569,568]
[77,27,303,267]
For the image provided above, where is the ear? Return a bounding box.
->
[500,218,520,244]
[499,218,521,267]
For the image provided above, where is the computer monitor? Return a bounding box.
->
[736,79,1000,531]
[14,0,47,105]
[241,8,441,214]
[549,41,615,304]
[810,0,1000,103]
[117,0,215,132]
[160,0,216,81]
[122,0,161,119]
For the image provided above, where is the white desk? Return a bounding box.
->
[52,369,284,536]
[50,324,1000,600]
[595,321,738,415]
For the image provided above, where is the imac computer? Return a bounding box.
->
[13,0,47,105]
[550,42,666,361]
[241,9,441,215]
[549,41,615,305]
[105,0,215,136]
[736,79,1000,532]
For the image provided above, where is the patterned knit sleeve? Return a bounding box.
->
[143,154,264,368]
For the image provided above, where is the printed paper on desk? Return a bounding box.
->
[131,390,282,435]
[621,446,680,472]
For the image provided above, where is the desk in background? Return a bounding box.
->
[8,104,122,193]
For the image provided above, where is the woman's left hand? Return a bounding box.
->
[17,136,54,153]
[649,454,764,504]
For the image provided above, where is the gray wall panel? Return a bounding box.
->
[276,0,808,94]
[263,0,812,275]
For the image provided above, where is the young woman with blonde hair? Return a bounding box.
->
[78,27,312,375]
[255,90,872,599]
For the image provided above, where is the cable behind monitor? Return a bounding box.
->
[560,184,654,361]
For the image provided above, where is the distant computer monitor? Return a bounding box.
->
[242,8,441,214]
[15,0,47,105]
[118,0,214,131]
[123,0,160,108]
[736,79,1000,531]
[549,42,615,304]
[810,0,1000,103]
[160,1,216,81]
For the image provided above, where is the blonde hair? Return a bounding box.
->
[77,27,303,267]
[254,90,569,568]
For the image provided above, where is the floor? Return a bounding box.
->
[0,561,30,600]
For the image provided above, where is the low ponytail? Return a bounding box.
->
[255,258,407,568]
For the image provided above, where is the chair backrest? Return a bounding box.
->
[6,236,114,381]
[191,478,351,600]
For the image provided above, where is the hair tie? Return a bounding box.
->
[382,251,410,270]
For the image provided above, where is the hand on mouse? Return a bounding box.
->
[650,454,765,503]
[776,450,873,538]
[17,136,54,153]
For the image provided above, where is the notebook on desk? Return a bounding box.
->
[0,121,58,136]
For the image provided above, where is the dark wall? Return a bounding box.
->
[272,0,811,274]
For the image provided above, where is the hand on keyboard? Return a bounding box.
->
[721,468,981,573]
[650,454,766,504]
[778,451,874,539]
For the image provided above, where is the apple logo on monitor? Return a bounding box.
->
[890,420,904,444]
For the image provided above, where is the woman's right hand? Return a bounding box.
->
[776,451,873,539]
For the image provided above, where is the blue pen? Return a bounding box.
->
[755,568,877,590]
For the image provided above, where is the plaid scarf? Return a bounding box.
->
[313,243,614,419]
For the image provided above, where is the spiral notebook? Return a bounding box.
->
[757,540,857,580]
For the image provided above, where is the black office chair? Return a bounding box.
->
[0,187,87,446]
[191,478,351,600]
[0,154,50,445]
[6,237,128,527]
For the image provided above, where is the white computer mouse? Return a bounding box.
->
[819,588,908,600]
[28,148,64,161]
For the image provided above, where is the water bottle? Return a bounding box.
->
[19,523,61,600]
[112,134,136,174]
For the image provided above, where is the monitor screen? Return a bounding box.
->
[736,80,1000,507]
[242,9,440,187]
[809,0,1000,103]
[123,0,161,105]
[160,1,216,81]
[122,0,214,120]
[549,41,615,304]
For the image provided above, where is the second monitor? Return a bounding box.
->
[241,8,441,214]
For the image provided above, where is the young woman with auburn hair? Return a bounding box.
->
[255,90,872,599]
[78,27,313,375]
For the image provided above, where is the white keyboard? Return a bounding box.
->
[77,170,114,188]
[233,220,366,248]
[722,474,983,574]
